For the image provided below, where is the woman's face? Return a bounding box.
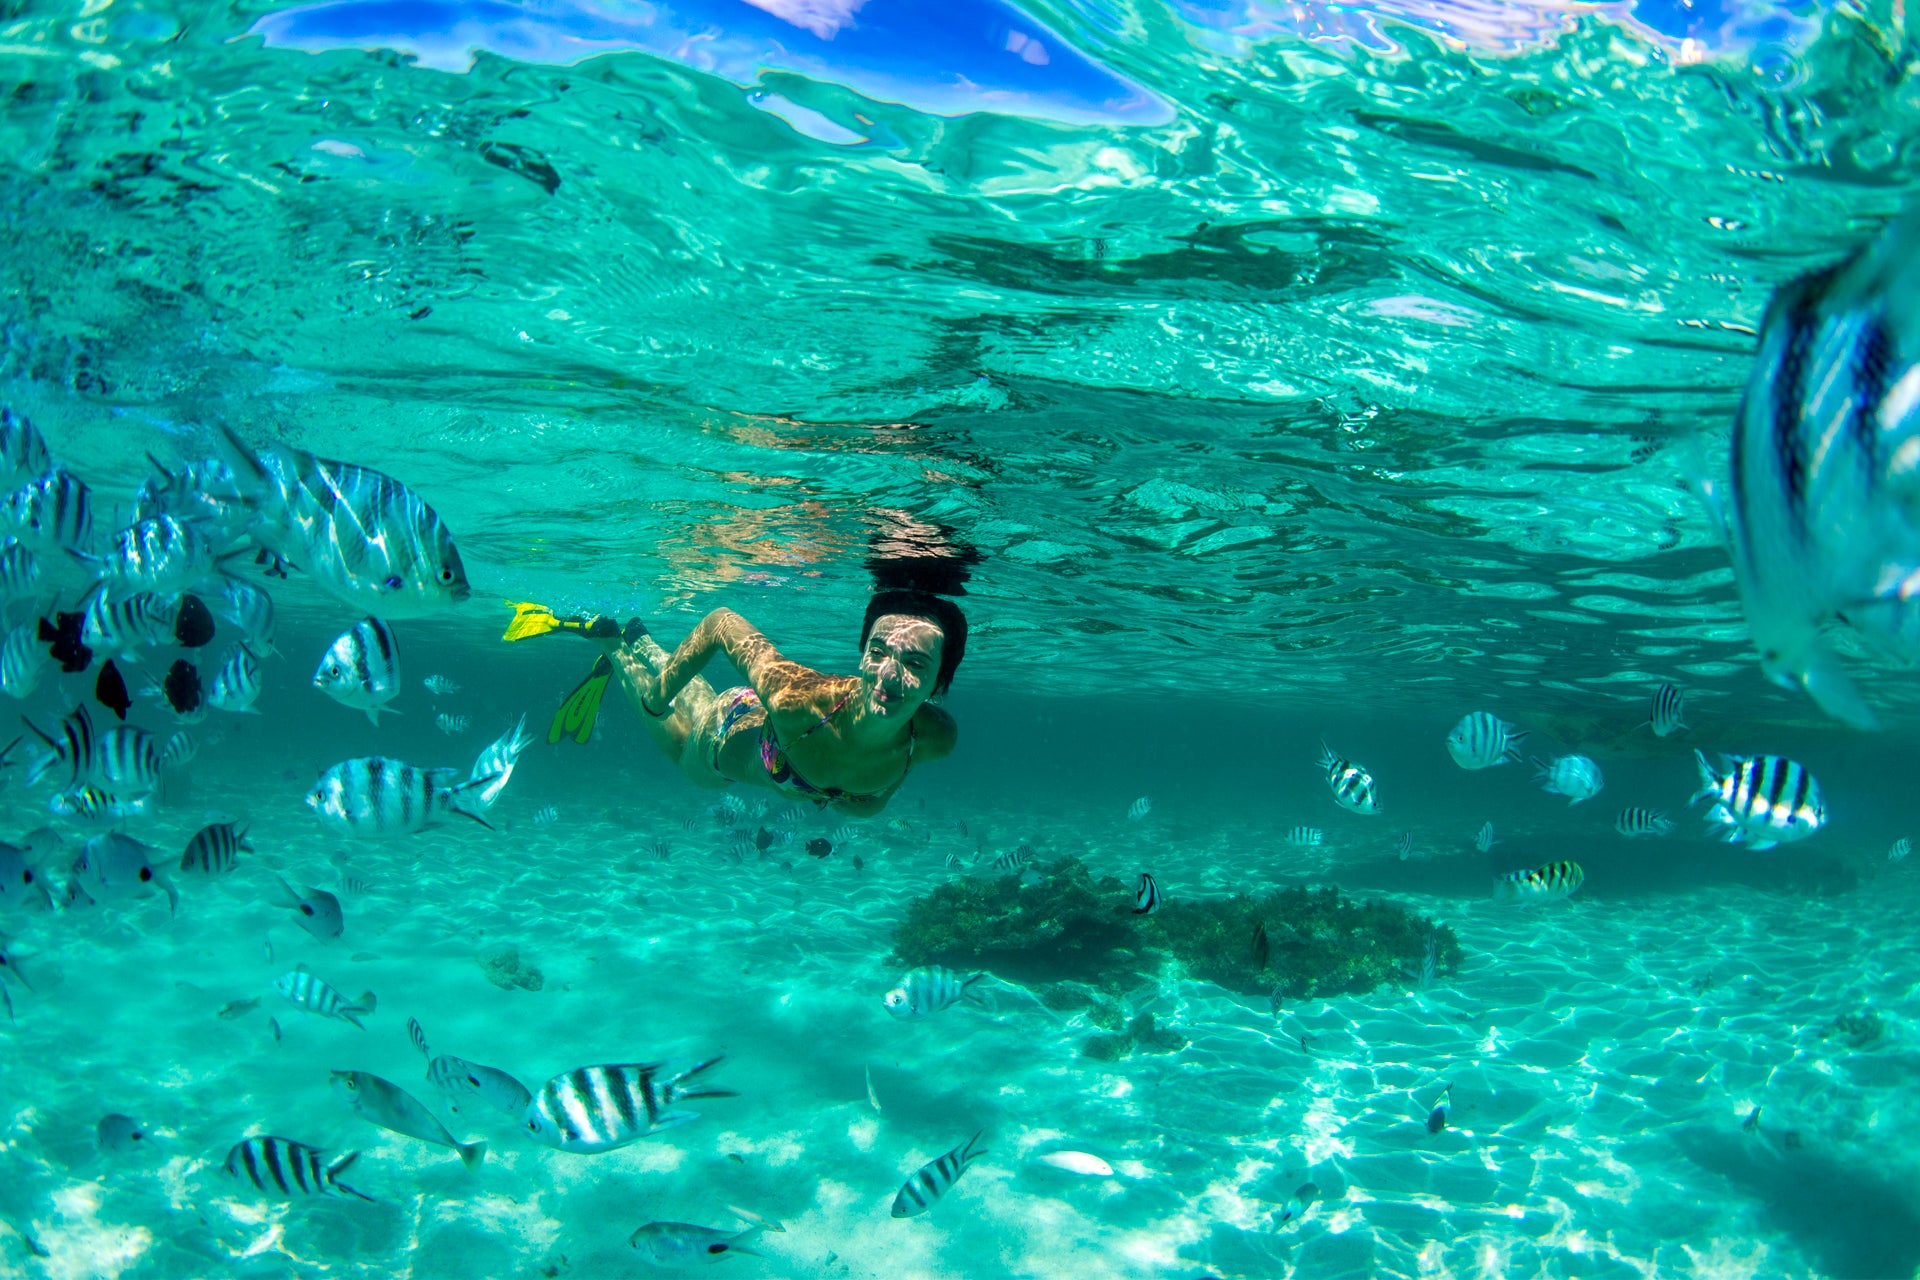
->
[859,613,945,718]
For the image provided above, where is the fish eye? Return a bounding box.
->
[438,567,454,583]
[139,867,152,881]
[384,575,403,590]
[709,1245,729,1255]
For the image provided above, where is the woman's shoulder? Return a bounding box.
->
[912,703,957,758]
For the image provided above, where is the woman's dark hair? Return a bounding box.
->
[860,590,967,698]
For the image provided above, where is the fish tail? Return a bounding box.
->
[441,773,499,829]
[1688,750,1718,806]
[326,1152,378,1202]
[456,1139,486,1170]
[960,1128,989,1165]
[211,424,272,498]
[354,991,378,1015]
[1794,646,1879,730]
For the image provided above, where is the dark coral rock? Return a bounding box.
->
[1156,885,1461,1000]
[888,857,1149,988]
[1127,1012,1186,1054]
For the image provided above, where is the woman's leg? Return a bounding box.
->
[602,630,729,786]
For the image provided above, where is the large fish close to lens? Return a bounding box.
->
[1704,207,1920,729]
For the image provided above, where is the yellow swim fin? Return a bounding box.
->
[504,601,622,643]
[549,654,613,746]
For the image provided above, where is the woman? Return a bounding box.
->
[510,591,963,817]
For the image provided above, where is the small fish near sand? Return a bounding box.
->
[1890,837,1911,864]
[97,1113,145,1154]
[1285,826,1323,847]
[223,1135,375,1202]
[274,875,345,940]
[408,1016,534,1118]
[180,822,251,875]
[1613,807,1675,839]
[1691,750,1825,849]
[629,1209,784,1268]
[892,1130,986,1218]
[1648,682,1687,737]
[1493,860,1584,906]
[424,674,461,696]
[1251,921,1270,971]
[331,1069,485,1168]
[1474,821,1496,853]
[1126,795,1151,820]
[1426,1083,1453,1133]
[884,966,986,1020]
[1274,1181,1320,1228]
[274,966,376,1029]
[1037,1150,1113,1177]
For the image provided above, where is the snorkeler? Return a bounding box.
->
[506,592,962,816]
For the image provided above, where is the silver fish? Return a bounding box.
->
[314,618,402,724]
[629,1210,783,1268]
[1890,836,1912,864]
[133,455,250,541]
[1426,1083,1453,1133]
[1126,795,1151,820]
[883,966,986,1019]
[1274,1180,1321,1228]
[330,1069,484,1167]
[222,1136,374,1201]
[160,730,198,770]
[1285,826,1323,847]
[1705,207,1920,728]
[524,1057,734,1154]
[1474,821,1496,853]
[78,586,176,658]
[207,643,264,713]
[1,467,92,556]
[0,409,51,486]
[435,712,469,735]
[66,832,176,914]
[0,840,51,910]
[306,756,497,835]
[96,1112,145,1153]
[50,786,153,826]
[891,1130,986,1217]
[274,875,344,939]
[274,966,376,1029]
[0,539,40,602]
[1445,712,1525,770]
[1533,754,1603,804]
[212,576,277,654]
[423,674,460,695]
[215,425,470,618]
[82,515,219,598]
[0,623,45,699]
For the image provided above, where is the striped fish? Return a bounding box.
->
[313,618,402,724]
[1613,807,1674,839]
[1705,206,1920,728]
[215,425,470,619]
[1285,826,1323,847]
[436,712,469,735]
[993,844,1033,873]
[1131,871,1161,915]
[1,467,92,556]
[79,586,175,657]
[0,409,50,485]
[66,832,176,913]
[1890,837,1911,864]
[1319,743,1380,815]
[133,456,250,542]
[212,576,277,654]
[1394,831,1414,861]
[222,1136,374,1202]
[49,787,152,826]
[1534,754,1603,805]
[180,822,251,874]
[0,539,40,602]
[524,1057,734,1153]
[1492,860,1585,905]
[1126,796,1151,820]
[1474,821,1496,853]
[829,822,861,847]
[883,966,986,1019]
[423,674,460,695]
[273,966,376,1029]
[207,643,263,713]
[92,724,161,798]
[1690,750,1825,849]
[0,622,45,698]
[160,730,197,770]
[1444,712,1526,770]
[83,515,218,598]
[891,1130,987,1217]
[1648,683,1687,737]
[306,756,498,835]
[409,1019,534,1118]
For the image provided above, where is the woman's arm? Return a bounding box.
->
[650,608,809,708]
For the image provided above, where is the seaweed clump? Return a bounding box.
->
[1155,885,1461,1000]
[888,857,1148,989]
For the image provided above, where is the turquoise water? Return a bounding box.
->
[4,0,1920,1276]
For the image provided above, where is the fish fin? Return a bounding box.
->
[341,1011,366,1030]
[456,1140,486,1170]
[211,424,272,494]
[959,1128,989,1165]
[1789,641,1881,730]
[548,655,612,746]
[271,872,301,909]
[0,982,11,1022]
[647,1109,702,1133]
[161,878,178,917]
[361,706,400,726]
[724,1206,785,1235]
[355,991,378,1014]
[326,1152,378,1202]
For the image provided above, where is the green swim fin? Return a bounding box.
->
[550,654,613,745]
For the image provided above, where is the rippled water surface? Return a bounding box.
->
[3,0,1920,1277]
